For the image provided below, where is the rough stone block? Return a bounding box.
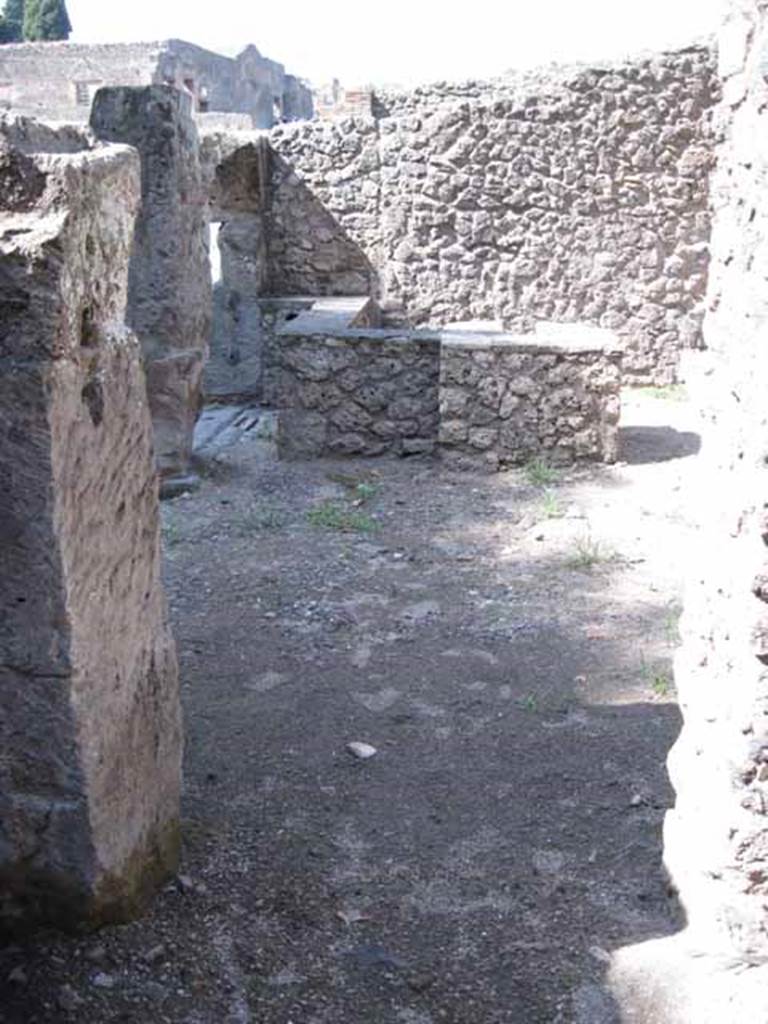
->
[90,86,211,484]
[0,138,181,933]
[438,325,622,469]
[276,324,440,460]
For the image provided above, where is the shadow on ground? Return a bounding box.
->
[0,428,689,1024]
[619,424,701,465]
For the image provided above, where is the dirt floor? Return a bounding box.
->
[0,390,703,1024]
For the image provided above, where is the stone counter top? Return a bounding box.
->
[441,320,622,355]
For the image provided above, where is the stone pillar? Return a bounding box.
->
[610,2,768,1018]
[0,135,181,932]
[90,86,211,490]
[200,135,270,403]
[206,214,268,402]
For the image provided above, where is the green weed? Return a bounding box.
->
[162,518,183,547]
[237,504,285,534]
[650,672,674,698]
[639,385,688,403]
[525,458,561,487]
[565,535,613,570]
[540,490,564,519]
[307,500,377,533]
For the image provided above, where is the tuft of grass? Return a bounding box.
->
[516,693,539,713]
[353,481,379,503]
[540,489,564,519]
[565,535,613,570]
[236,504,284,534]
[162,518,183,547]
[664,602,682,647]
[307,500,378,533]
[650,672,674,698]
[641,656,676,699]
[639,384,688,403]
[525,457,561,487]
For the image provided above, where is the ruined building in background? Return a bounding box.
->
[0,39,313,128]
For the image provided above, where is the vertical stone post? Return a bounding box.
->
[0,137,182,932]
[200,134,270,402]
[91,86,211,489]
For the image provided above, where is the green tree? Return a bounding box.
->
[1,0,25,41]
[23,0,71,40]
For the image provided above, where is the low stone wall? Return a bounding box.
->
[439,323,622,469]
[276,318,620,467]
[276,328,440,459]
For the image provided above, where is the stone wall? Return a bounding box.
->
[0,39,312,128]
[0,112,90,153]
[609,4,768,1019]
[265,46,717,383]
[91,86,211,487]
[439,324,621,470]
[0,130,181,931]
[276,315,619,467]
[276,328,440,460]
[657,0,768,1011]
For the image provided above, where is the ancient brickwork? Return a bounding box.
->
[0,113,90,154]
[439,325,621,469]
[276,329,440,460]
[91,86,211,486]
[266,46,717,383]
[0,131,181,931]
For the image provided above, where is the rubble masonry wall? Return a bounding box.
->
[266,46,717,384]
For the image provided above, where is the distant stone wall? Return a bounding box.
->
[276,329,441,459]
[267,118,381,297]
[0,41,164,122]
[439,325,622,469]
[266,46,717,383]
[0,39,312,129]
[0,112,90,153]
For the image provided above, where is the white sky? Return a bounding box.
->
[67,0,725,87]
